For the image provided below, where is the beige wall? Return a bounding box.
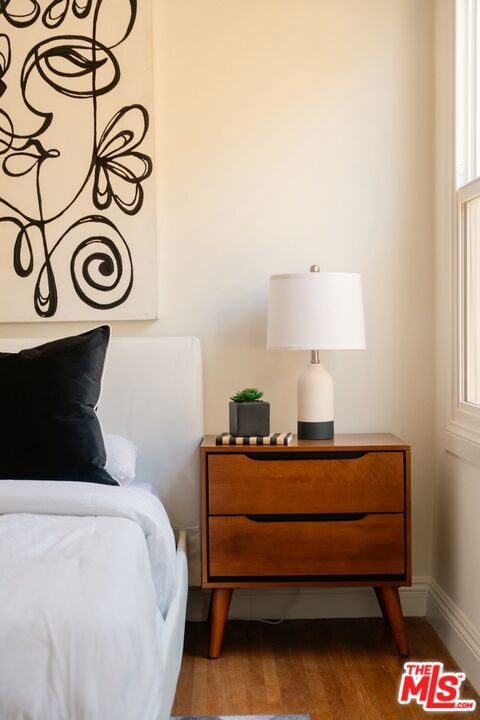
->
[0,1,435,580]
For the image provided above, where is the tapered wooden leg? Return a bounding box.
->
[208,588,233,658]
[374,587,388,619]
[375,586,409,656]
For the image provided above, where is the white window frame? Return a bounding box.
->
[448,0,480,459]
[450,178,480,437]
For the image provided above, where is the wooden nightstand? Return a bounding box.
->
[201,433,411,658]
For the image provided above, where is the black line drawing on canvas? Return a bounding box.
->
[0,0,152,317]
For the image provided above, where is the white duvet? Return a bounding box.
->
[0,480,177,720]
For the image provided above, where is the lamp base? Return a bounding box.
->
[298,420,334,440]
[297,361,334,440]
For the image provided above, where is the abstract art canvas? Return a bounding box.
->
[0,0,157,321]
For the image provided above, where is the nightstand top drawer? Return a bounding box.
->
[207,450,405,515]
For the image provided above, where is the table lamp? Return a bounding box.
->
[267,265,366,439]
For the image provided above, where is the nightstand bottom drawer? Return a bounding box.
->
[209,514,405,578]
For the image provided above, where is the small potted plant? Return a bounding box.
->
[229,388,270,437]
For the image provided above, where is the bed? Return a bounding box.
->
[0,335,203,720]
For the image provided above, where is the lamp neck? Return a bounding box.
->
[310,265,321,364]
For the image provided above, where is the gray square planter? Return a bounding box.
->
[229,401,270,437]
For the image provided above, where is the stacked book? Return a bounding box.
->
[215,432,293,446]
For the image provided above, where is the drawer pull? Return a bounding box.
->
[245,451,367,461]
[245,513,368,523]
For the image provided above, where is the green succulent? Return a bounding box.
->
[230,388,264,403]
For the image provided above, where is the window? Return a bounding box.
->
[453,0,480,441]
[463,196,480,405]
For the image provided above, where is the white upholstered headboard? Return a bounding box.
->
[0,335,204,584]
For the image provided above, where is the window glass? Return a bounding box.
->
[457,0,480,413]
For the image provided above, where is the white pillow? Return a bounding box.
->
[104,433,138,486]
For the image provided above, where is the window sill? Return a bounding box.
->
[445,422,480,468]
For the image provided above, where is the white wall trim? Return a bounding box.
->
[187,576,430,622]
[427,578,480,693]
[445,425,480,468]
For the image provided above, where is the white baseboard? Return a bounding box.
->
[427,579,480,693]
[186,576,429,621]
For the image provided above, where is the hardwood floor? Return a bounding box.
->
[172,619,479,719]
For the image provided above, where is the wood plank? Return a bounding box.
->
[173,619,480,719]
[203,578,409,588]
[209,514,405,578]
[201,449,208,585]
[405,449,412,584]
[208,451,405,515]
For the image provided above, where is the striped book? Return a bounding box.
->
[216,432,293,446]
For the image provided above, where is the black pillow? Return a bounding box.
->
[0,326,117,486]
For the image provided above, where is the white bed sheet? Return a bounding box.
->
[0,480,178,720]
[130,479,160,497]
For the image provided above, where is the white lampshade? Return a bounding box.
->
[267,272,366,350]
